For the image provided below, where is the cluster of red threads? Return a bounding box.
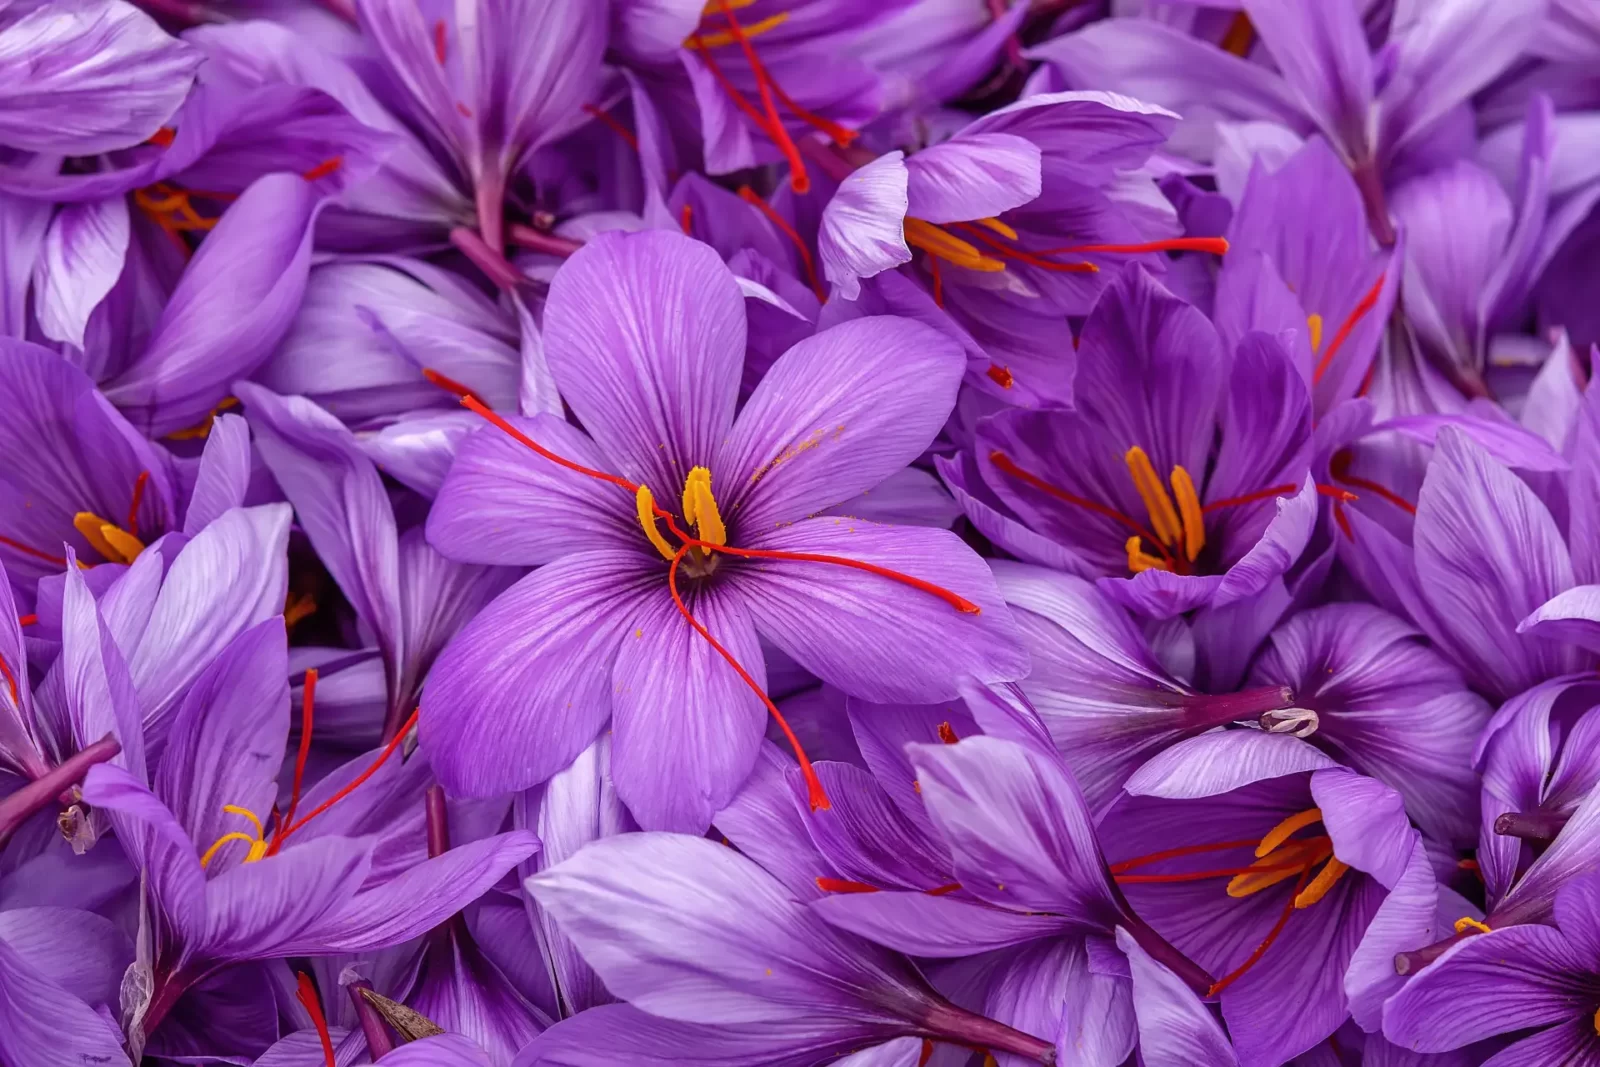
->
[424,368,984,813]
[687,0,859,195]
[133,183,235,253]
[737,185,825,301]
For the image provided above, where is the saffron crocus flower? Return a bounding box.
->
[524,830,1061,1066]
[238,383,514,742]
[1384,868,1600,1064]
[807,734,1228,1067]
[420,229,1025,832]
[78,616,538,1060]
[1100,731,1434,1067]
[1032,0,1544,242]
[1342,426,1594,702]
[955,266,1319,619]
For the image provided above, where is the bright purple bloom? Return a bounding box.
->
[0,906,135,1067]
[1384,868,1600,1065]
[951,266,1318,619]
[420,229,1025,832]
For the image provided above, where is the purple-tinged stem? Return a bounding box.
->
[425,785,450,860]
[1106,863,1216,997]
[314,0,357,21]
[507,223,583,258]
[475,165,506,256]
[1495,809,1569,843]
[142,965,204,1041]
[797,137,867,183]
[137,0,228,24]
[920,999,1057,1065]
[449,227,525,290]
[1350,158,1396,248]
[1180,686,1296,730]
[348,980,396,1059]
[1394,895,1551,974]
[0,736,120,847]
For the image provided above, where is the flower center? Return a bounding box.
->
[684,0,859,194]
[70,470,151,566]
[1111,807,1351,996]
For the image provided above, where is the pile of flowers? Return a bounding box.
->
[3,1,1599,1064]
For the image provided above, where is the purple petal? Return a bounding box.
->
[420,551,655,797]
[1381,924,1592,1051]
[0,0,198,155]
[610,586,765,833]
[1115,927,1236,1067]
[381,1034,496,1067]
[79,762,206,941]
[817,152,912,301]
[738,518,1028,703]
[1311,768,1415,888]
[793,761,951,890]
[104,173,324,437]
[1125,730,1338,799]
[60,551,145,779]
[0,937,131,1067]
[33,196,130,348]
[198,835,373,962]
[1555,871,1600,965]
[182,413,253,536]
[1520,585,1600,656]
[904,133,1041,223]
[1344,841,1441,1031]
[717,316,965,531]
[1240,0,1372,156]
[542,229,745,495]
[988,936,1133,1067]
[962,90,1178,188]
[354,0,471,168]
[812,890,1070,957]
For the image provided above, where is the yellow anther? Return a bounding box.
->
[686,10,788,48]
[1256,808,1324,858]
[200,832,260,868]
[1454,916,1492,935]
[221,804,264,837]
[73,512,144,564]
[167,396,240,441]
[1125,536,1169,574]
[1307,313,1324,353]
[903,218,1006,272]
[681,466,727,547]
[1592,1005,1599,1037]
[701,0,754,12]
[1227,838,1331,898]
[636,486,677,561]
[974,216,1018,240]
[1169,465,1205,563]
[1124,447,1181,548]
[1293,857,1350,909]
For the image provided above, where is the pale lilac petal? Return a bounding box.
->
[354,0,471,166]
[1115,927,1236,1067]
[1125,731,1337,799]
[104,173,323,437]
[182,413,253,536]
[812,891,1070,957]
[542,229,745,495]
[420,551,656,797]
[32,196,129,348]
[903,133,1041,223]
[0,0,198,154]
[1240,0,1373,155]
[817,152,912,300]
[0,906,130,1009]
[79,762,206,941]
[717,316,965,531]
[199,836,373,961]
[60,551,145,779]
[0,937,132,1067]
[794,761,949,890]
[1344,840,1439,1031]
[1519,585,1600,656]
[962,91,1178,187]
[738,518,1028,703]
[1310,771,1414,887]
[381,1034,497,1067]
[989,937,1133,1067]
[610,586,766,833]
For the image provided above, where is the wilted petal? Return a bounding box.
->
[817,152,912,301]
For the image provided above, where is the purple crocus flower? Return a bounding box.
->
[0,905,135,1067]
[523,829,1061,1067]
[1101,731,1434,1067]
[77,613,537,1059]
[1384,867,1600,1065]
[419,228,1026,832]
[1033,0,1544,242]
[951,265,1319,619]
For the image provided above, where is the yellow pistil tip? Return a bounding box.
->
[1256,807,1323,858]
[974,216,1019,240]
[1293,857,1349,909]
[903,217,1006,273]
[1124,446,1182,548]
[1307,313,1324,354]
[1454,916,1492,935]
[1169,465,1205,563]
[73,512,143,564]
[681,466,727,547]
[1125,536,1169,574]
[635,486,676,561]
[685,10,788,48]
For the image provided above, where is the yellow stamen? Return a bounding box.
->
[73,512,143,564]
[1227,838,1331,898]
[1293,857,1350,908]
[903,218,1006,272]
[1124,447,1181,548]
[1125,536,1169,574]
[199,832,260,868]
[285,591,317,629]
[702,0,754,11]
[681,466,727,547]
[686,10,788,48]
[1256,808,1324,858]
[636,486,676,561]
[1592,1005,1599,1037]
[199,804,269,867]
[1169,465,1205,562]
[1454,916,1492,935]
[222,804,264,837]
[167,396,240,441]
[1307,313,1324,353]
[974,216,1018,240]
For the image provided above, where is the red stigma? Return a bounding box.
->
[583,104,640,153]
[148,127,176,148]
[294,972,337,1067]
[680,202,694,236]
[937,721,959,744]
[985,365,1014,389]
[302,157,343,182]
[989,450,1177,570]
[0,655,17,707]
[1313,274,1386,386]
[432,19,447,64]
[1201,482,1297,514]
[127,470,149,535]
[1040,237,1230,257]
[268,704,418,856]
[0,536,67,567]
[16,614,36,627]
[280,669,317,837]
[1329,450,1416,515]
[1207,868,1310,996]
[737,186,825,302]
[816,876,880,893]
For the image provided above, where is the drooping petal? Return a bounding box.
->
[182,413,253,536]
[903,133,1041,224]
[79,762,206,943]
[1125,730,1338,799]
[1116,927,1236,1067]
[736,518,1028,703]
[816,151,912,301]
[1344,840,1440,1031]
[60,551,145,779]
[717,316,965,531]
[0,0,198,155]
[1519,585,1600,657]
[32,196,130,349]
[420,551,657,797]
[542,229,745,496]
[610,585,766,833]
[104,173,324,437]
